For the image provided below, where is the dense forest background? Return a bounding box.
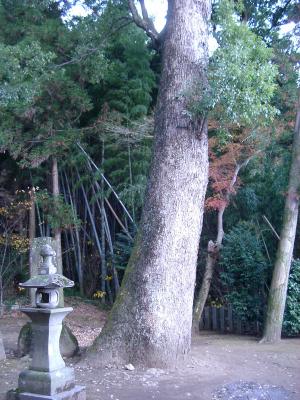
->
[0,0,299,335]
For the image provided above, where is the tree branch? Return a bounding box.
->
[139,0,158,35]
[271,0,292,28]
[128,0,160,48]
[55,19,132,68]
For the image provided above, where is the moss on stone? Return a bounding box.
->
[17,322,78,358]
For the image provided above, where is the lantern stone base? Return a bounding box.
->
[18,385,86,400]
[18,367,75,396]
[7,385,85,400]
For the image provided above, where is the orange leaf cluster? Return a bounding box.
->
[206,134,255,211]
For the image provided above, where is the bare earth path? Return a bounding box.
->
[0,299,299,400]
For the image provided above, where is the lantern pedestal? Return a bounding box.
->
[16,307,85,400]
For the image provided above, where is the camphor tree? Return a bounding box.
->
[89,0,211,368]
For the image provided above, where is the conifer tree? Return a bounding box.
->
[0,0,95,286]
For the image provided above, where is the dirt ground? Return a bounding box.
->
[0,298,299,400]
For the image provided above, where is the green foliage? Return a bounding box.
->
[232,0,299,38]
[67,13,109,85]
[194,0,278,131]
[234,186,260,217]
[0,1,70,46]
[0,41,54,107]
[114,230,135,272]
[0,0,98,166]
[35,189,81,230]
[232,137,291,232]
[103,24,155,119]
[90,9,155,215]
[283,259,300,336]
[102,133,152,215]
[271,34,299,116]
[221,135,292,262]
[69,2,155,218]
[220,221,270,323]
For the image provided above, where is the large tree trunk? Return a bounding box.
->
[261,100,300,343]
[89,0,211,368]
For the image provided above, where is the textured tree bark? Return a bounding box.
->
[89,0,211,368]
[261,99,300,343]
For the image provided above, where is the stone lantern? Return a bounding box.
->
[21,244,72,309]
[11,244,85,400]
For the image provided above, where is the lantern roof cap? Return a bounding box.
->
[20,273,74,289]
[19,244,74,289]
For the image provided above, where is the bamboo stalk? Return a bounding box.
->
[62,170,84,295]
[75,168,104,258]
[262,215,280,240]
[77,142,135,225]
[90,181,120,297]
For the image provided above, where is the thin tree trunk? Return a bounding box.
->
[0,271,3,318]
[60,173,78,277]
[1,237,9,315]
[261,99,300,343]
[90,181,118,301]
[63,231,73,280]
[128,140,135,222]
[76,169,104,261]
[81,196,88,289]
[62,170,84,295]
[91,179,120,295]
[28,189,36,305]
[85,157,133,240]
[30,172,44,237]
[192,208,224,330]
[90,0,211,368]
[52,157,64,306]
[35,202,44,237]
[102,206,120,296]
[104,197,133,241]
[101,141,107,303]
[77,142,134,225]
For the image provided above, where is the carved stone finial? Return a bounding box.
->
[39,244,57,275]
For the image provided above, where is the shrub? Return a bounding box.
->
[283,259,300,336]
[220,221,270,324]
